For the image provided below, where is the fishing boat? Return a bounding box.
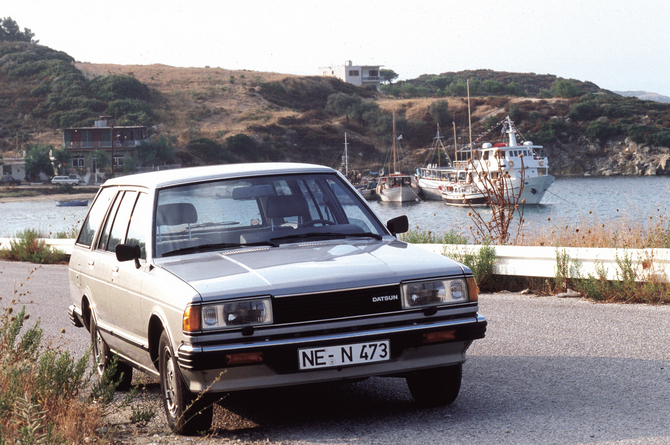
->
[355,179,377,200]
[441,182,488,207]
[56,199,88,207]
[455,116,554,205]
[376,111,422,203]
[415,124,457,200]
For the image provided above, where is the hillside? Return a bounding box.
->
[2,41,670,177]
[615,91,670,104]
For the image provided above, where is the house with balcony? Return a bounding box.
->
[319,61,383,90]
[62,118,149,183]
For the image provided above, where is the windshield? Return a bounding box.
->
[154,172,387,257]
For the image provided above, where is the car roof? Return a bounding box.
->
[102,162,337,189]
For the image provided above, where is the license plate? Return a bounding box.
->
[298,340,390,370]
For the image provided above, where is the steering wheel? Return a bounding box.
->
[299,219,334,228]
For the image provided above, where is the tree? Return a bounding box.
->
[136,135,176,166]
[380,69,399,84]
[428,100,452,127]
[0,17,36,43]
[91,149,109,173]
[24,145,54,180]
[52,148,71,176]
[552,79,581,98]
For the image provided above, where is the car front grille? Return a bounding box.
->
[272,285,402,324]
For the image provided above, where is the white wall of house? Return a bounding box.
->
[320,61,382,90]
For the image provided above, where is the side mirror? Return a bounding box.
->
[116,244,142,268]
[386,215,409,236]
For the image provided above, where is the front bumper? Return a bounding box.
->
[178,313,486,393]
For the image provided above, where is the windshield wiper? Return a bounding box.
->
[270,232,383,243]
[161,240,278,257]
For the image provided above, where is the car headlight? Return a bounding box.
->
[183,297,273,332]
[401,279,470,309]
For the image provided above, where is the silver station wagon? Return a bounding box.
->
[68,163,487,434]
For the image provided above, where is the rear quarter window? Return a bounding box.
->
[75,187,117,247]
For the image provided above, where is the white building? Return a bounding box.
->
[319,61,383,90]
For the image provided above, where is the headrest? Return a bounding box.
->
[156,203,198,226]
[265,195,309,219]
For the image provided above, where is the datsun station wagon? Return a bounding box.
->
[67,163,487,435]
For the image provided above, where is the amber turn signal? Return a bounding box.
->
[467,277,479,302]
[183,306,200,332]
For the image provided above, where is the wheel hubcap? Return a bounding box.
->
[163,348,178,417]
[94,329,105,375]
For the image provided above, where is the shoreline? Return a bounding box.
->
[0,192,97,203]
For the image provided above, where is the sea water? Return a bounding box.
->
[0,176,668,238]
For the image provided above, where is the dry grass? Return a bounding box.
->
[75,62,299,145]
[518,208,670,249]
[0,283,105,443]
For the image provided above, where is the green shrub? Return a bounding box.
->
[552,79,581,98]
[441,241,496,290]
[0,229,68,264]
[399,228,467,244]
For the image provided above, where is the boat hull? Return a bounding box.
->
[501,175,555,205]
[377,186,420,203]
[417,178,449,200]
[442,192,488,207]
[56,200,88,207]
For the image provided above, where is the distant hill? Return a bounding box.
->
[1,40,670,177]
[614,91,670,104]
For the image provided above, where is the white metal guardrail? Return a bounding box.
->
[2,239,669,282]
[415,244,670,282]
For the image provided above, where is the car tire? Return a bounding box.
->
[406,363,462,406]
[90,313,133,391]
[158,330,213,435]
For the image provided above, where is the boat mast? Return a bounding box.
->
[392,109,397,174]
[467,80,473,153]
[435,124,442,168]
[452,121,457,166]
[343,132,349,177]
[506,116,518,147]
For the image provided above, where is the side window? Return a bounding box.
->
[96,193,122,251]
[125,193,149,259]
[106,191,138,253]
[76,187,117,247]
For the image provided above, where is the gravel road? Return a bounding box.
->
[1,260,669,444]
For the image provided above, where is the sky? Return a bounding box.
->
[6,0,670,96]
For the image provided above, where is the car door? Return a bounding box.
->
[84,189,123,349]
[98,190,152,364]
[98,190,149,360]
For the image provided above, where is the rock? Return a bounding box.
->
[555,288,581,298]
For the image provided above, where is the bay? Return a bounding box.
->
[368,176,670,238]
[0,176,668,239]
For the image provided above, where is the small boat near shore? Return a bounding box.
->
[376,110,422,202]
[416,124,458,200]
[56,199,88,207]
[441,183,488,207]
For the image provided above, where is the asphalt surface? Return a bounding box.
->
[1,260,669,444]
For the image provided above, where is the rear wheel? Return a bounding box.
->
[90,312,132,391]
[406,364,462,406]
[158,330,213,435]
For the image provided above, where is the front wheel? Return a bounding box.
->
[158,331,213,435]
[406,364,462,406]
[90,312,132,391]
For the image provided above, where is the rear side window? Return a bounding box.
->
[76,187,117,247]
[126,193,149,259]
[105,191,138,253]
